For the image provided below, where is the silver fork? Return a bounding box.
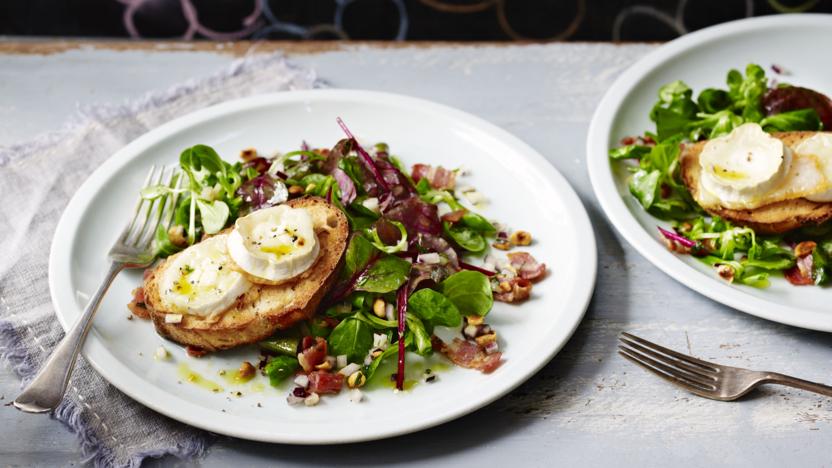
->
[13,165,183,413]
[619,332,832,401]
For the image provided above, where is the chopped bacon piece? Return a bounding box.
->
[132,286,145,303]
[127,287,150,319]
[186,346,207,358]
[494,278,533,303]
[507,252,546,282]
[411,164,456,190]
[127,301,150,320]
[432,336,502,374]
[441,210,466,223]
[298,336,328,372]
[307,371,344,394]
[786,255,815,286]
[412,163,430,182]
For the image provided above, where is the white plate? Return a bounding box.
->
[50,90,596,443]
[588,14,832,332]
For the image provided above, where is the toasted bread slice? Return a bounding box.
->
[680,131,832,234]
[143,197,349,352]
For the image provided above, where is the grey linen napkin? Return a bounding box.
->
[0,52,317,467]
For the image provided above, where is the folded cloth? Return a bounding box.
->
[0,52,318,467]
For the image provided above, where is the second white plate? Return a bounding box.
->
[588,14,832,332]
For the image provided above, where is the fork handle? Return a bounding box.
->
[13,262,123,413]
[763,372,832,397]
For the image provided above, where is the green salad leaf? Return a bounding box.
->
[195,199,229,234]
[342,234,376,280]
[405,315,433,356]
[356,255,412,293]
[328,317,374,363]
[443,222,487,253]
[440,270,493,316]
[407,288,462,330]
[259,337,299,356]
[264,356,299,387]
[609,144,652,160]
[364,345,397,381]
[760,108,822,132]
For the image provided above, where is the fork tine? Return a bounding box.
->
[621,332,719,372]
[162,169,184,231]
[137,166,175,248]
[620,335,718,380]
[120,165,157,243]
[619,342,717,389]
[138,167,176,248]
[128,165,166,247]
[618,348,716,397]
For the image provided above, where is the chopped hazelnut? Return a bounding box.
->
[240,148,258,161]
[288,185,304,195]
[511,279,533,302]
[167,225,188,248]
[347,371,367,388]
[492,240,512,251]
[509,230,532,246]
[372,298,386,318]
[475,332,497,346]
[716,264,735,283]
[795,241,817,258]
[466,315,484,326]
[238,361,256,379]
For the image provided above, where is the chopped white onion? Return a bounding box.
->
[417,252,441,265]
[164,314,183,324]
[348,389,363,403]
[303,392,320,406]
[336,354,348,369]
[286,394,304,406]
[293,374,309,388]
[154,346,169,361]
[463,324,479,338]
[385,303,395,321]
[339,363,361,376]
[373,333,389,349]
[362,197,380,214]
[484,341,500,355]
[465,191,486,204]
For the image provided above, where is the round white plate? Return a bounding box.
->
[50,90,596,443]
[588,14,832,332]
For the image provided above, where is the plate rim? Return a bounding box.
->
[49,89,598,443]
[587,14,832,332]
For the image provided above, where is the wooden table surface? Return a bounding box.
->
[1,39,831,467]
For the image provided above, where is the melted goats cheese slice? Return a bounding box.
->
[158,234,251,318]
[226,205,320,283]
[797,133,832,202]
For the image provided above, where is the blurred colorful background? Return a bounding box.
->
[0,0,828,41]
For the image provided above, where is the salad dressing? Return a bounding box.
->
[177,363,223,393]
